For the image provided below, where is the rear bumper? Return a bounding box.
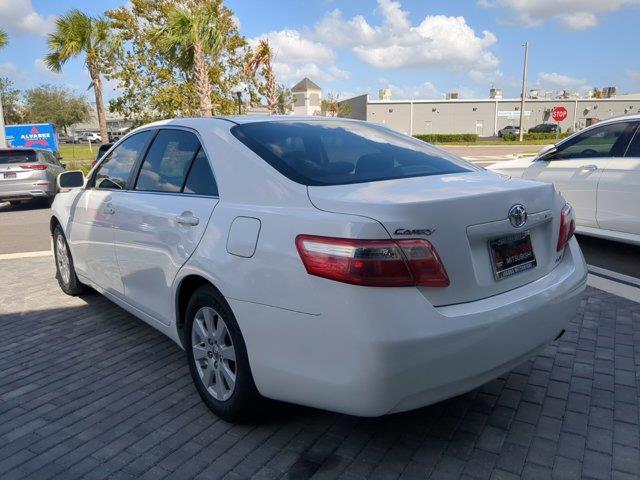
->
[231,238,587,416]
[0,182,53,201]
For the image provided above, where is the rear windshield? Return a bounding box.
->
[0,150,37,164]
[231,121,472,186]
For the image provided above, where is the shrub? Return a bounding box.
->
[502,132,570,141]
[413,133,478,143]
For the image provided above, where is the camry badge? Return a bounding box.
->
[394,228,436,236]
[508,204,527,228]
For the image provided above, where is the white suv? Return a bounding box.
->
[52,117,587,421]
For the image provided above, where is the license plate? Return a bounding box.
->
[489,231,536,280]
[3,172,16,179]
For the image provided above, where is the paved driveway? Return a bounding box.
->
[1,256,639,480]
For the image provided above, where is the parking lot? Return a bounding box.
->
[1,167,639,479]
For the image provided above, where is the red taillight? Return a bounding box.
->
[19,164,47,170]
[557,203,576,251]
[295,235,449,287]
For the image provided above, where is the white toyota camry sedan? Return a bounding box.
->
[51,117,587,421]
[488,115,640,246]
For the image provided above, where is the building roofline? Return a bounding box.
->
[366,97,640,104]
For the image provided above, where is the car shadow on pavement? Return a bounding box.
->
[0,199,50,212]
[1,286,639,479]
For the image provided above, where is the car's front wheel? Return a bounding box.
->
[186,285,264,422]
[53,225,87,296]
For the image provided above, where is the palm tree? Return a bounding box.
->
[244,40,278,114]
[155,3,224,117]
[0,29,7,49]
[45,10,110,142]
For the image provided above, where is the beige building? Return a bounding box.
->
[292,78,322,116]
[340,94,640,136]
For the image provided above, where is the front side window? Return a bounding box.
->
[231,121,472,186]
[94,131,154,189]
[553,122,636,160]
[135,129,200,193]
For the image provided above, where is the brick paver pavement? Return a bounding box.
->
[1,256,639,480]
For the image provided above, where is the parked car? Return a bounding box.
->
[498,125,520,138]
[0,148,66,206]
[488,115,640,245]
[77,132,102,143]
[528,123,561,134]
[51,117,587,421]
[58,133,75,144]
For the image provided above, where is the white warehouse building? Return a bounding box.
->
[339,93,640,136]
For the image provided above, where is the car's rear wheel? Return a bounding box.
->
[53,225,87,296]
[186,285,263,422]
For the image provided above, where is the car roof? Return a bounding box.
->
[137,115,362,130]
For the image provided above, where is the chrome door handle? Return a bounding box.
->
[580,165,598,173]
[102,204,115,215]
[176,213,199,226]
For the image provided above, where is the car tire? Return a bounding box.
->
[186,285,264,422]
[53,225,88,296]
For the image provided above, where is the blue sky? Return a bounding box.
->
[1,0,639,103]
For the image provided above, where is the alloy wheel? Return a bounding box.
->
[55,235,71,286]
[191,306,237,401]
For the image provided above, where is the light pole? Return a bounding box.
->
[518,42,529,142]
[0,94,7,148]
[232,82,247,116]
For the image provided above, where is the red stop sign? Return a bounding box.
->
[552,106,568,122]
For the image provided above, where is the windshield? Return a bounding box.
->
[231,120,472,186]
[0,150,37,164]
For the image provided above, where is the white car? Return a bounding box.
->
[77,132,102,143]
[488,115,640,245]
[51,117,587,421]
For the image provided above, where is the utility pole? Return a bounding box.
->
[0,94,7,148]
[518,42,529,142]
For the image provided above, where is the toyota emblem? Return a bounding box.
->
[508,204,527,228]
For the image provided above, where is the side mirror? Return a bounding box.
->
[57,170,85,190]
[536,144,557,160]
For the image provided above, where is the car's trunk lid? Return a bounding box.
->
[307,171,560,306]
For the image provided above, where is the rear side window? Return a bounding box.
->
[624,124,640,157]
[183,148,218,196]
[554,122,636,160]
[94,131,153,189]
[0,150,37,164]
[135,129,200,193]
[231,121,471,186]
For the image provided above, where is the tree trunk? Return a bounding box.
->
[193,42,212,117]
[265,63,278,115]
[88,59,109,143]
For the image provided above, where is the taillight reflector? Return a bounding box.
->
[19,164,47,170]
[557,203,576,251]
[295,235,449,287]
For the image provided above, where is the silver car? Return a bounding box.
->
[0,148,65,206]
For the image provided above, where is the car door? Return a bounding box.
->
[521,121,637,228]
[69,130,155,296]
[111,128,219,325]
[596,122,640,235]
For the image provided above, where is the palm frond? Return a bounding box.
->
[0,29,8,49]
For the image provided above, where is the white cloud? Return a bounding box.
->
[537,72,587,89]
[479,0,640,30]
[252,29,333,65]
[0,62,27,81]
[627,69,640,84]
[0,0,56,37]
[34,58,61,78]
[250,29,348,84]
[314,1,499,75]
[386,81,441,100]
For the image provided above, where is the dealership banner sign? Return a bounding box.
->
[4,123,59,153]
